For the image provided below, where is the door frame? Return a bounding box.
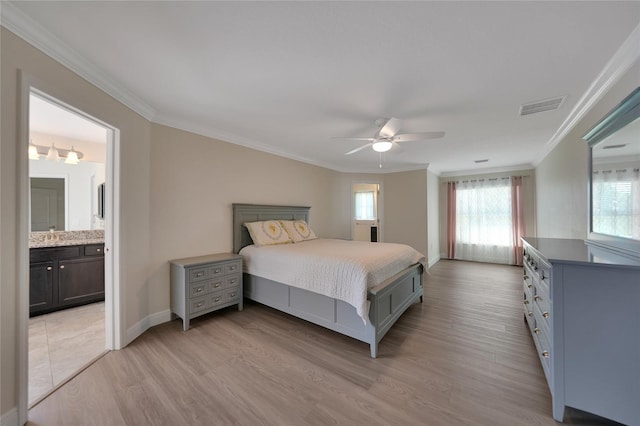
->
[351,180,384,242]
[17,72,122,422]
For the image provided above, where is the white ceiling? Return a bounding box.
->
[4,1,640,174]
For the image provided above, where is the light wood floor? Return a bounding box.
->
[28,260,619,425]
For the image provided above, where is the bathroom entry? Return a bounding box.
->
[352,183,382,242]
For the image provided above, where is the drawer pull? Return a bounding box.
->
[541,351,550,358]
[230,293,236,297]
[524,300,529,305]
[528,311,533,317]
[196,287,203,293]
[542,312,550,318]
[527,284,532,289]
[196,272,204,277]
[230,279,236,284]
[534,328,540,334]
[230,265,237,270]
[96,248,101,252]
[534,295,541,301]
[523,275,529,280]
[60,265,65,269]
[47,266,53,271]
[213,283,221,288]
[214,269,221,273]
[214,297,221,302]
[196,302,204,308]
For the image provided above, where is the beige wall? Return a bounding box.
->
[535,60,640,238]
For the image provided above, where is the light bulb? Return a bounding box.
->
[65,147,80,164]
[372,141,393,153]
[46,144,60,162]
[28,143,40,160]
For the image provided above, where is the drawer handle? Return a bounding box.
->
[230,266,237,270]
[533,328,540,334]
[230,279,236,284]
[541,351,550,358]
[196,287,203,293]
[96,248,101,252]
[214,297,221,302]
[523,275,529,280]
[534,295,541,301]
[528,311,533,317]
[196,272,204,277]
[527,284,532,289]
[230,293,236,297]
[542,312,550,318]
[196,302,204,308]
[214,283,221,288]
[47,266,53,271]
[523,300,529,305]
[60,265,65,269]
[214,269,221,274]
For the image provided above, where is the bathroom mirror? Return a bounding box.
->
[584,87,640,254]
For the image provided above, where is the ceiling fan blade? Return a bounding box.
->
[378,117,402,138]
[344,143,372,155]
[332,137,375,141]
[393,131,445,142]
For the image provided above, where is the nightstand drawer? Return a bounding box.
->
[225,274,241,288]
[190,267,209,282]
[190,296,208,313]
[225,261,241,275]
[190,282,208,298]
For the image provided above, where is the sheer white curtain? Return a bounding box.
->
[454,178,514,264]
[592,168,640,239]
[355,191,376,220]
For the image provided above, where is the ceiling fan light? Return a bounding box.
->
[372,141,393,153]
[65,147,80,164]
[46,144,60,162]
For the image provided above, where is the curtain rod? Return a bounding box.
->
[441,175,529,184]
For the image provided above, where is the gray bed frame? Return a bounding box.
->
[232,203,424,358]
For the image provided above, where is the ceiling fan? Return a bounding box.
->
[335,117,445,156]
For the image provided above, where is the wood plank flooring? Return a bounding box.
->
[28,260,620,425]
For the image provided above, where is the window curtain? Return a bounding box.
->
[445,176,526,265]
[592,168,640,239]
[355,191,376,220]
[511,176,525,266]
[446,182,456,258]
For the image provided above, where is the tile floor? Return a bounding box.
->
[29,302,105,406]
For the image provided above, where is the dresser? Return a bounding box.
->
[522,237,640,425]
[170,253,243,330]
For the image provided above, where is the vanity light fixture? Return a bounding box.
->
[372,141,393,153]
[29,142,84,164]
[28,141,40,160]
[64,146,80,164]
[46,143,60,162]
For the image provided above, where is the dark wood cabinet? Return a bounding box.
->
[29,244,105,316]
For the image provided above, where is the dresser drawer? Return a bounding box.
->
[189,267,209,283]
[226,286,241,302]
[84,244,105,256]
[225,261,241,275]
[209,279,225,293]
[190,282,208,298]
[190,296,208,314]
[225,274,241,289]
[210,291,225,307]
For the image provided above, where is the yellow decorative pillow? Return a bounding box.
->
[280,220,317,243]
[244,221,291,247]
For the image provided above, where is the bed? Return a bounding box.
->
[232,203,424,358]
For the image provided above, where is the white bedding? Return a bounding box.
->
[239,239,425,322]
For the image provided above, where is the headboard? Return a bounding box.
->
[232,204,310,253]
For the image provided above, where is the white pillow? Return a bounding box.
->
[280,220,317,243]
[244,220,292,247]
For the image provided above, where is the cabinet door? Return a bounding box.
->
[29,261,55,315]
[58,257,105,307]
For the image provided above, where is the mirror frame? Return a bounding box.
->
[583,86,640,258]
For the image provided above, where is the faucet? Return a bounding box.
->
[46,226,59,241]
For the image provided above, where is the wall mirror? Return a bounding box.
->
[583,86,640,255]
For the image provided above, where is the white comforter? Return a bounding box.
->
[239,239,425,322]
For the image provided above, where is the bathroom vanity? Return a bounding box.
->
[29,231,105,317]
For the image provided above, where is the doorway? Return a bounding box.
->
[352,182,383,242]
[18,83,121,416]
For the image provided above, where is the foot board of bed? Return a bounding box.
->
[243,263,423,358]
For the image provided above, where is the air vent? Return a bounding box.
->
[602,144,626,150]
[520,96,565,116]
[474,159,489,163]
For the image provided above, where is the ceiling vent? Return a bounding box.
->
[520,96,565,116]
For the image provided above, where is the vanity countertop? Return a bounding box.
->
[29,230,105,249]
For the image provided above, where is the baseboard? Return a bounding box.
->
[428,255,440,268]
[125,309,172,346]
[0,407,18,426]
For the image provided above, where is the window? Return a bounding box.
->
[592,168,640,239]
[355,191,376,220]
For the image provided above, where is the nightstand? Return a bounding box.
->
[170,253,243,330]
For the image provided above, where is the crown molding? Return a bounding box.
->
[535,21,640,166]
[1,1,156,121]
[439,163,534,178]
